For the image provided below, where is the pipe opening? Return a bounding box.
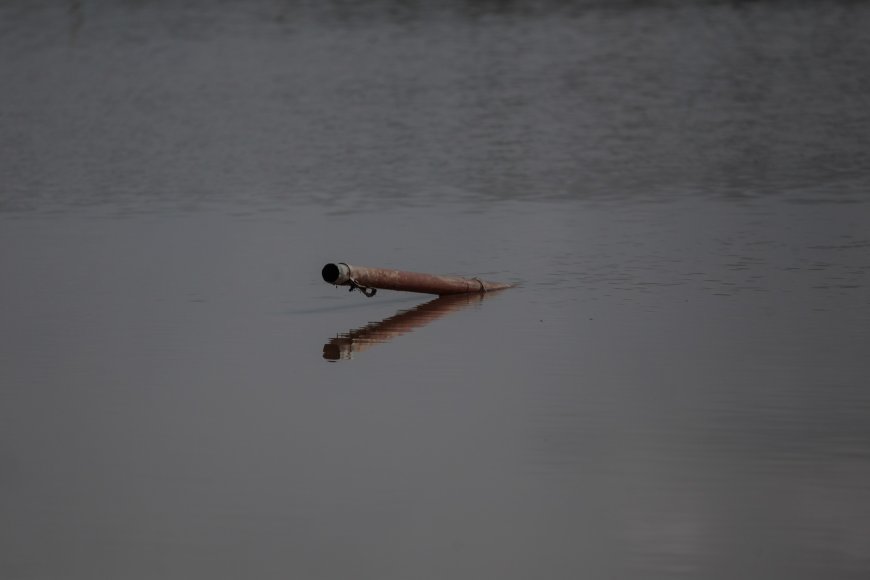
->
[321,263,341,284]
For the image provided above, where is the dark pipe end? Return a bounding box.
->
[323,343,341,360]
[322,263,341,284]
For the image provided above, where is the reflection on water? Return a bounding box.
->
[323,292,489,361]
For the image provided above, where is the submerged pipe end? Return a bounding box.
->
[322,262,351,285]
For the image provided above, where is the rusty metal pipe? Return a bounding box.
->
[321,262,513,296]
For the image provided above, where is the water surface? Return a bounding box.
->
[2,1,869,579]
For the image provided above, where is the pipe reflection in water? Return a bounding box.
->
[323,292,496,361]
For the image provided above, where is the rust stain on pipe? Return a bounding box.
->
[323,293,489,361]
[322,262,513,296]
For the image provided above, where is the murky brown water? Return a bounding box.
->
[2,1,870,578]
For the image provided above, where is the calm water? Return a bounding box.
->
[2,1,870,578]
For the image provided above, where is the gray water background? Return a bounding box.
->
[2,1,870,578]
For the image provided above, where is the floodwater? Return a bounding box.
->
[2,1,870,578]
